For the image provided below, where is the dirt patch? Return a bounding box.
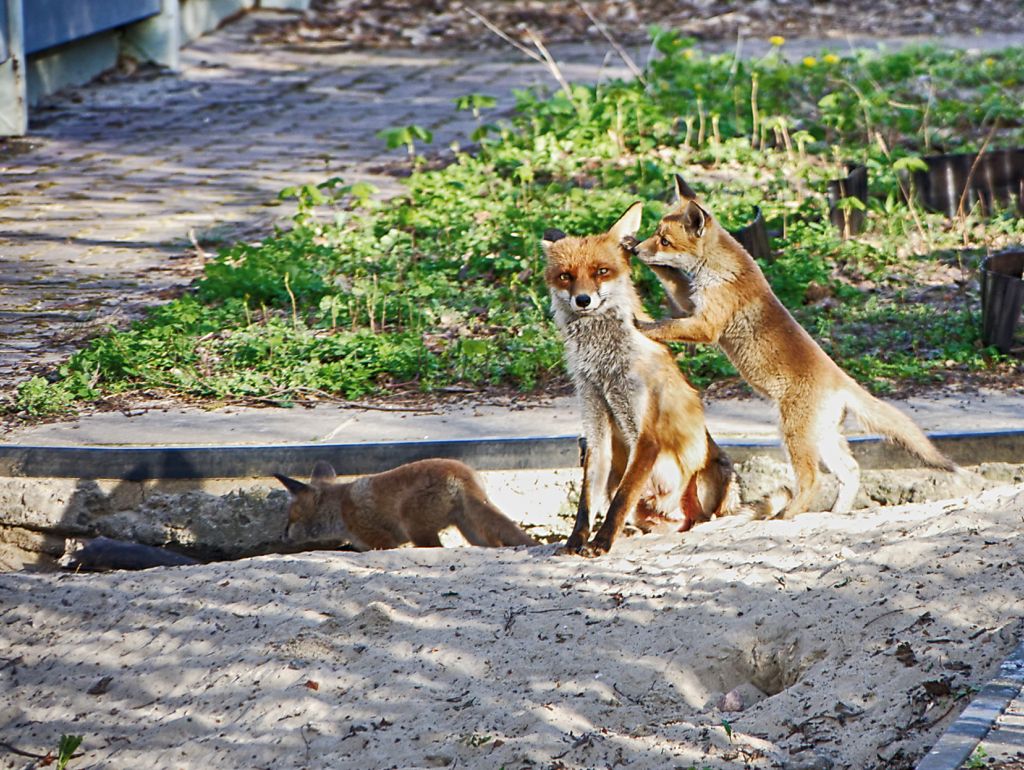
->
[256,0,1024,51]
[1,482,1023,768]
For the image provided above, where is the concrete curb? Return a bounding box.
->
[0,429,1022,480]
[915,641,1024,770]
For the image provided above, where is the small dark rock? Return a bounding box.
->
[87,676,113,696]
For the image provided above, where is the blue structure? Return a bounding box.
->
[0,0,309,136]
[22,0,163,55]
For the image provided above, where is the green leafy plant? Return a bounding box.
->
[56,734,83,770]
[965,744,988,769]
[454,92,498,120]
[15,376,74,416]
[455,93,501,143]
[377,124,434,162]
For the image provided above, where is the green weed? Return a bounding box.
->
[965,744,988,769]
[56,734,83,770]
[15,376,75,416]
[377,124,434,163]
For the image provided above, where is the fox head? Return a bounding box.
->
[542,202,643,319]
[633,175,715,273]
[275,461,349,546]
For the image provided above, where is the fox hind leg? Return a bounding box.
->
[677,475,702,532]
[357,524,408,550]
[819,430,860,513]
[779,421,823,519]
[411,531,445,548]
[454,480,536,547]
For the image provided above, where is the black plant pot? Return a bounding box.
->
[729,206,772,261]
[912,149,1024,218]
[827,164,868,237]
[980,250,1024,354]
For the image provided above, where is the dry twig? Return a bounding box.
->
[463,4,577,109]
[572,0,647,87]
[956,118,1001,247]
[187,228,212,260]
[461,5,543,64]
[523,28,579,110]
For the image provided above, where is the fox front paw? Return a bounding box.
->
[561,532,593,557]
[578,538,611,558]
[634,319,667,339]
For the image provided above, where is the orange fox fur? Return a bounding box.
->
[544,202,738,557]
[275,460,537,550]
[633,175,958,517]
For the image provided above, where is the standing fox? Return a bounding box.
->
[632,175,959,516]
[275,460,537,550]
[544,202,739,557]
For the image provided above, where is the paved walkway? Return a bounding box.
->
[4,387,1024,446]
[0,11,634,392]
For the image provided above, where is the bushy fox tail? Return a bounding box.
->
[693,434,740,520]
[844,382,958,472]
[456,476,539,548]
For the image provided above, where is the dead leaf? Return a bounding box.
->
[895,642,917,667]
[923,678,952,698]
[87,675,113,696]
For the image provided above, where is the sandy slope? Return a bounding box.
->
[2,483,1023,770]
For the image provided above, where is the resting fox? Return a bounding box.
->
[544,202,739,557]
[275,460,537,550]
[632,175,959,517]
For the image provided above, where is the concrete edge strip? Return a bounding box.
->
[0,429,1022,480]
[914,640,1024,770]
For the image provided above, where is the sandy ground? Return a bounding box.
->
[2,482,1023,770]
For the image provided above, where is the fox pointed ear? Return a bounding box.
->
[608,202,643,243]
[674,174,698,202]
[311,461,337,484]
[541,228,567,255]
[681,199,708,237]
[274,473,311,496]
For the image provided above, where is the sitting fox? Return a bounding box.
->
[632,175,959,516]
[544,202,739,557]
[275,460,537,550]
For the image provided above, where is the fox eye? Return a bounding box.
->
[596,267,610,277]
[659,235,671,248]
[558,272,572,282]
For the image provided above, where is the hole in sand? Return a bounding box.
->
[695,635,827,712]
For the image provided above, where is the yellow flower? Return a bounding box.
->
[769,35,785,46]
[823,53,840,65]
[802,56,818,67]
[984,57,996,67]
[683,49,695,60]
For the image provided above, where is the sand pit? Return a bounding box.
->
[1,482,1023,769]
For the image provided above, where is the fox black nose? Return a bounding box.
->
[575,294,591,308]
